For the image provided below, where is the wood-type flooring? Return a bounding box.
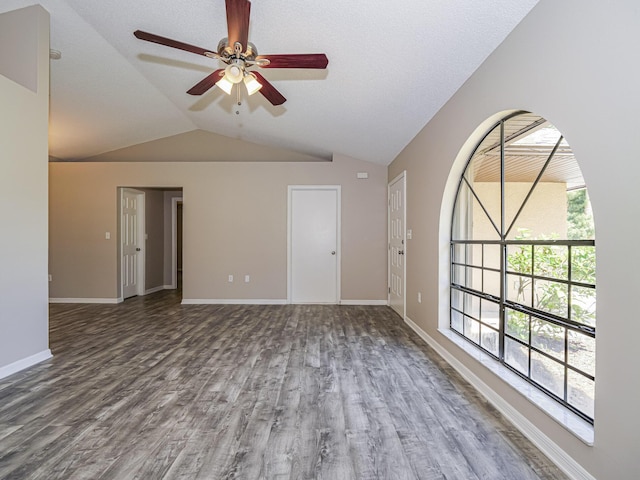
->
[0,290,569,479]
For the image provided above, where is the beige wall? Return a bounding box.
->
[388,1,640,478]
[0,6,49,372]
[49,154,387,302]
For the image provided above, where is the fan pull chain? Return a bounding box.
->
[236,86,241,114]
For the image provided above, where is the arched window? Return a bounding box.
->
[450,112,595,422]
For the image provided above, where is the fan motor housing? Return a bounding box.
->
[217,37,257,61]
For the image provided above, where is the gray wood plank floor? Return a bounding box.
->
[0,291,568,479]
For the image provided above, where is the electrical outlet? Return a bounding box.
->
[105,232,111,240]
[228,275,234,283]
[244,275,250,283]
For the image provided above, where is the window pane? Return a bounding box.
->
[568,370,595,419]
[471,267,482,292]
[453,243,468,264]
[505,308,529,343]
[531,351,564,398]
[568,331,595,377]
[464,317,480,344]
[484,244,501,270]
[505,337,528,375]
[507,273,532,307]
[505,180,568,241]
[571,286,596,327]
[504,185,531,236]
[451,288,463,312]
[452,182,472,241]
[503,123,573,241]
[534,245,568,280]
[464,126,502,240]
[453,264,470,287]
[507,245,532,274]
[534,279,568,317]
[481,326,499,356]
[480,299,499,328]
[483,269,501,297]
[453,243,484,268]
[531,318,565,361]
[464,293,480,320]
[454,264,483,292]
[471,244,483,267]
[451,309,463,333]
[571,246,596,284]
[453,181,500,241]
[567,189,595,241]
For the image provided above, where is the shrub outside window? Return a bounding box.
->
[450,112,596,422]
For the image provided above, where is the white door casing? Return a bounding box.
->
[288,186,340,304]
[121,188,145,299]
[388,172,406,318]
[171,196,183,290]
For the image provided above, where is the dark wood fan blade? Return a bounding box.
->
[134,30,215,57]
[256,54,328,69]
[252,71,286,106]
[226,0,251,52]
[187,69,225,95]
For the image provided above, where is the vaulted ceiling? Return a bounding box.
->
[1,0,539,165]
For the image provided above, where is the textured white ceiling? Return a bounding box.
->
[1,0,539,165]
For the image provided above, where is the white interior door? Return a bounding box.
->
[289,186,340,304]
[389,173,406,317]
[121,189,143,299]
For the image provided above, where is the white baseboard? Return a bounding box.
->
[404,316,595,480]
[340,299,388,306]
[49,298,122,304]
[182,299,288,305]
[181,299,388,306]
[0,349,52,380]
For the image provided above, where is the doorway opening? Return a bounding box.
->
[118,187,183,301]
[171,196,183,291]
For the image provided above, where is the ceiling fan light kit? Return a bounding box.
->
[133,0,328,107]
[243,73,262,96]
[215,73,234,95]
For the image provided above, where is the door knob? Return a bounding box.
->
[399,250,404,255]
[136,247,141,251]
[331,251,336,255]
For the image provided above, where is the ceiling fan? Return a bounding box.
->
[133,0,328,106]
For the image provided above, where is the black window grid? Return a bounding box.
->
[450,239,595,423]
[449,113,596,423]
